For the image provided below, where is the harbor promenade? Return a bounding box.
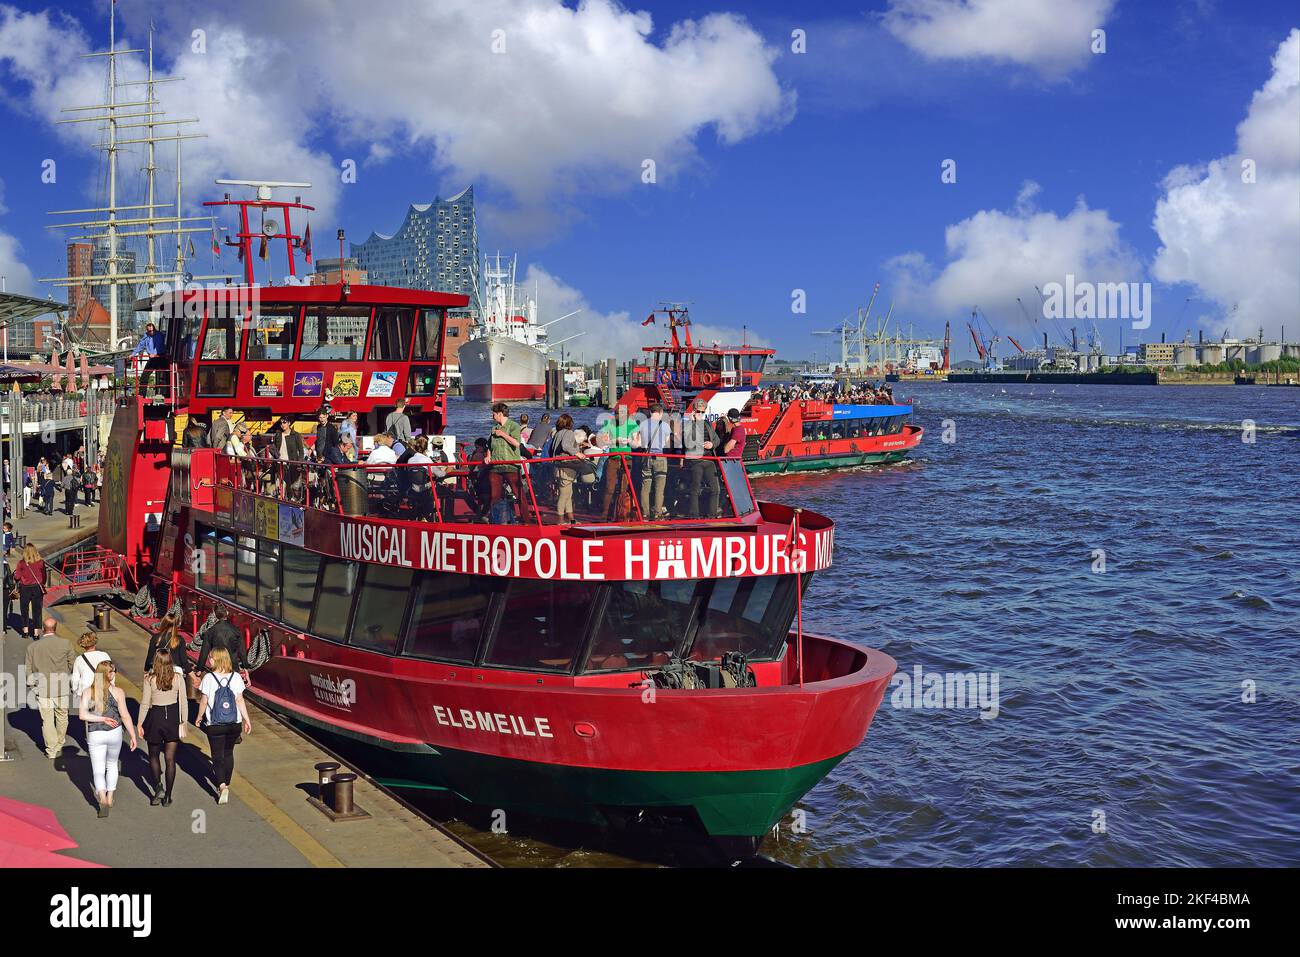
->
[1,598,489,868]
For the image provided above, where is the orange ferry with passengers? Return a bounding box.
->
[87,182,895,853]
[618,306,923,474]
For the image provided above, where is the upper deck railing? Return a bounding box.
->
[211,450,756,528]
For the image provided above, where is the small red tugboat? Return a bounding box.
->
[619,306,923,474]
[96,185,895,851]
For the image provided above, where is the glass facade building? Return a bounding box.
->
[351,186,481,316]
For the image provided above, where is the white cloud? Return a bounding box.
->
[524,264,761,362]
[147,0,791,212]
[0,230,36,295]
[1,1,790,242]
[0,177,36,295]
[886,180,1139,322]
[1152,29,1300,340]
[882,0,1116,78]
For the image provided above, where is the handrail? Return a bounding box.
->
[211,450,757,528]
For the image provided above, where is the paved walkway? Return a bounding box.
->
[1,600,488,868]
[9,499,98,558]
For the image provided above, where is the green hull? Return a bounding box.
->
[295,720,843,838]
[746,450,909,475]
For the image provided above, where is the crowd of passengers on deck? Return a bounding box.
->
[754,381,897,407]
[198,399,751,526]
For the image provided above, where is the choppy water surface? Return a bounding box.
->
[432,385,1300,867]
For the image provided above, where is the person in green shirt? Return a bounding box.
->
[599,405,640,519]
[487,402,530,523]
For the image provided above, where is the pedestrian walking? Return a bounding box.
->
[25,617,74,767]
[137,651,187,807]
[15,544,46,639]
[80,659,138,817]
[195,648,251,805]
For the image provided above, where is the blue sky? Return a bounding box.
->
[0,0,1296,362]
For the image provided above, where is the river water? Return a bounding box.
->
[425,384,1300,867]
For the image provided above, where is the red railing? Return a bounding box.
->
[212,451,756,527]
[43,546,139,605]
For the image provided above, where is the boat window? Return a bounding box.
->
[689,575,799,663]
[245,305,299,361]
[484,579,594,672]
[720,460,755,515]
[171,310,202,362]
[404,573,497,663]
[742,355,768,375]
[196,365,238,397]
[213,531,236,596]
[280,546,321,632]
[694,353,720,376]
[369,307,415,361]
[301,306,370,361]
[349,564,414,655]
[235,535,258,610]
[200,314,241,360]
[194,527,217,590]
[412,309,444,360]
[312,557,359,642]
[585,580,700,672]
[257,540,281,621]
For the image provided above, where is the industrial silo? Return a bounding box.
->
[1173,344,1197,366]
[1283,344,1300,360]
[1256,343,1282,363]
[1198,344,1225,365]
[1245,345,1262,365]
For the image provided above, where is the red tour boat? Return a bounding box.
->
[95,183,896,852]
[619,306,924,474]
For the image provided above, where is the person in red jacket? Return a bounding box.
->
[14,544,46,639]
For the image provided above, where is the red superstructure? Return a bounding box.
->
[617,306,923,474]
[92,184,895,853]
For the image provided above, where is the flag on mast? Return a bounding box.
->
[302,223,313,264]
[641,313,656,326]
[211,228,221,257]
[258,237,268,261]
[187,237,196,259]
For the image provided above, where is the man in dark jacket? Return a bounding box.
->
[196,605,247,674]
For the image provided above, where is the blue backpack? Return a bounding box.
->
[210,674,239,725]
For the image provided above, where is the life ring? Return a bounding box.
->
[700,372,718,386]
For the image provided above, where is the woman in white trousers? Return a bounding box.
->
[80,660,138,817]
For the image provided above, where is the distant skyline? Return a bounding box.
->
[0,0,1296,362]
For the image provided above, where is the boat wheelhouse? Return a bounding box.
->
[94,182,895,851]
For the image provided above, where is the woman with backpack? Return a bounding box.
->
[14,544,46,639]
[195,648,251,805]
[79,660,138,818]
[137,650,187,807]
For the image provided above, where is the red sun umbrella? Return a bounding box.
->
[0,842,104,868]
[0,794,78,851]
[0,795,105,868]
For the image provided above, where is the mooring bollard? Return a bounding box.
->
[331,772,358,815]
[315,761,340,805]
[93,603,111,631]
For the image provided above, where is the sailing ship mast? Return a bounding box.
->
[41,2,214,353]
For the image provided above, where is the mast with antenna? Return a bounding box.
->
[41,2,213,353]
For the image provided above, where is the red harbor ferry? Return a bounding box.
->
[619,306,924,474]
[91,184,896,852]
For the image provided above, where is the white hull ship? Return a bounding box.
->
[458,253,579,403]
[459,335,547,402]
